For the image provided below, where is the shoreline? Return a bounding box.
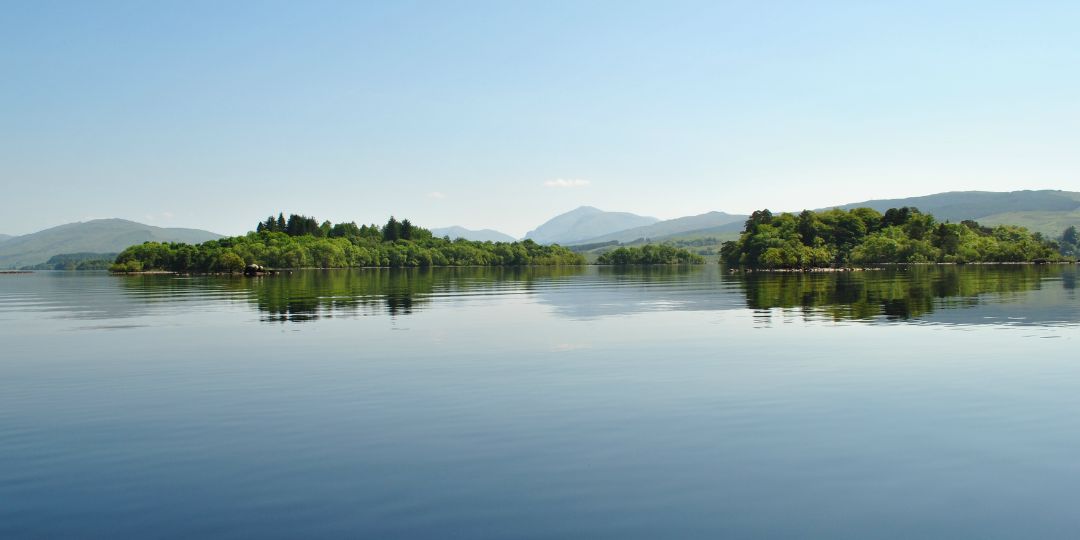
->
[106,260,1079,276]
[730,261,1076,273]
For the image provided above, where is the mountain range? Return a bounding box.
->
[430,226,516,243]
[0,219,222,268]
[3,190,1078,269]
[549,189,1080,247]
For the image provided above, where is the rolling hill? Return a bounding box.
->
[832,190,1080,235]
[525,206,658,245]
[0,234,12,243]
[430,226,516,242]
[0,219,223,268]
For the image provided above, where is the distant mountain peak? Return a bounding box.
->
[567,210,747,245]
[568,205,603,213]
[525,207,659,245]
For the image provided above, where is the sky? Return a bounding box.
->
[3,1,1079,238]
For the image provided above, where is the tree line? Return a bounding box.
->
[721,207,1067,269]
[112,215,584,273]
[597,245,705,264]
[255,213,426,241]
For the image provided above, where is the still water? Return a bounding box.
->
[1,265,1078,538]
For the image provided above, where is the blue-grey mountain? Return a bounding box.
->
[569,211,746,245]
[0,219,223,268]
[430,226,516,242]
[525,206,659,245]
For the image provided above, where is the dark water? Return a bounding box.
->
[2,265,1078,539]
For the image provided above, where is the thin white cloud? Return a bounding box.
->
[544,178,590,188]
[427,191,446,199]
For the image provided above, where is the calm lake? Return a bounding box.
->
[2,265,1078,538]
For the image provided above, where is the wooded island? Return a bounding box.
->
[721,207,1066,269]
[111,214,584,272]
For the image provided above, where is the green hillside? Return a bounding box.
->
[0,219,223,268]
[833,190,1080,235]
[971,209,1080,235]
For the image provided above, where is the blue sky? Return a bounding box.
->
[3,1,1079,237]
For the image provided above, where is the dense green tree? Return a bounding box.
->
[382,217,402,241]
[1060,226,1079,257]
[216,252,245,273]
[329,222,361,238]
[1064,226,1079,245]
[723,207,1061,269]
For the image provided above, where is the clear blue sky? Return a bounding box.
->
[3,1,1079,237]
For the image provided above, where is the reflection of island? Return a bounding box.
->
[532,266,746,319]
[241,269,433,321]
[731,265,1079,325]
[531,265,1080,326]
[102,264,1080,327]
[236,266,743,322]
[225,266,591,322]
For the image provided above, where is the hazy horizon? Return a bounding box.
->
[2,186,1076,239]
[5,1,1079,237]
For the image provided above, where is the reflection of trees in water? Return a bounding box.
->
[535,265,745,319]
[732,265,1066,321]
[238,266,589,322]
[247,269,428,321]
[112,264,1078,325]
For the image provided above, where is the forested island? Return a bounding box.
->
[111,214,584,272]
[597,245,705,265]
[107,209,1074,273]
[721,207,1067,269]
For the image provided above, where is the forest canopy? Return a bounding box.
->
[111,214,584,273]
[720,207,1065,269]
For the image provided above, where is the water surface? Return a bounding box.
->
[2,265,1078,538]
